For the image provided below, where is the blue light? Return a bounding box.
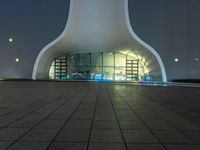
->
[145,75,151,81]
[95,74,103,80]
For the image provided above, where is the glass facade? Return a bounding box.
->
[49,51,151,81]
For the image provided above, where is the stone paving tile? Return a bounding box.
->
[75,109,94,114]
[115,110,136,114]
[0,121,13,128]
[119,120,148,130]
[122,130,159,144]
[0,128,28,141]
[93,120,119,129]
[36,120,66,129]
[95,109,114,114]
[137,114,161,121]
[0,82,200,150]
[184,131,200,144]
[55,108,75,114]
[9,118,42,128]
[169,120,200,131]
[0,115,26,127]
[117,113,139,121]
[96,106,112,110]
[47,112,71,120]
[64,120,92,129]
[187,115,200,125]
[21,129,58,141]
[90,129,123,143]
[35,105,61,113]
[94,114,116,121]
[113,105,130,110]
[23,112,50,120]
[7,141,49,150]
[0,141,13,150]
[55,129,90,142]
[78,104,95,109]
[127,144,166,150]
[143,120,176,130]
[71,114,93,120]
[165,144,200,150]
[88,143,126,150]
[48,142,87,150]
[152,130,195,144]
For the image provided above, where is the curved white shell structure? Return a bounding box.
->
[32,0,167,82]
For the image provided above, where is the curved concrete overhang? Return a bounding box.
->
[32,0,167,81]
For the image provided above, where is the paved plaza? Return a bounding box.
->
[0,81,199,150]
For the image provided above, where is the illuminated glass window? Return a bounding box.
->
[79,53,90,66]
[103,53,114,66]
[115,53,126,67]
[91,53,102,66]
[48,51,156,81]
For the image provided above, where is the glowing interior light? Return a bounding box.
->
[174,58,179,62]
[120,50,129,55]
[115,76,125,80]
[9,38,13,43]
[142,58,146,63]
[49,61,55,79]
[144,67,149,74]
[15,58,20,62]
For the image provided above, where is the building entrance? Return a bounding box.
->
[48,51,150,81]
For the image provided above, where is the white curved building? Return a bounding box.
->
[32,0,167,82]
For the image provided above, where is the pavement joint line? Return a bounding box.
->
[0,93,68,132]
[114,88,168,150]
[4,88,82,150]
[0,90,77,129]
[45,88,91,150]
[107,86,129,150]
[0,91,59,117]
[0,82,199,149]
[0,95,64,129]
[134,93,199,145]
[86,86,99,150]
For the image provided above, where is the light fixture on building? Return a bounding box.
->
[195,58,199,61]
[15,58,20,63]
[9,38,13,43]
[174,58,179,63]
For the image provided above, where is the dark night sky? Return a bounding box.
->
[0,0,200,80]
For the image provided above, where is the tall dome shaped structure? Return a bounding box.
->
[32,0,167,82]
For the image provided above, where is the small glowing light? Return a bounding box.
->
[9,38,13,43]
[15,58,20,62]
[144,67,149,74]
[195,58,199,61]
[174,58,179,62]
